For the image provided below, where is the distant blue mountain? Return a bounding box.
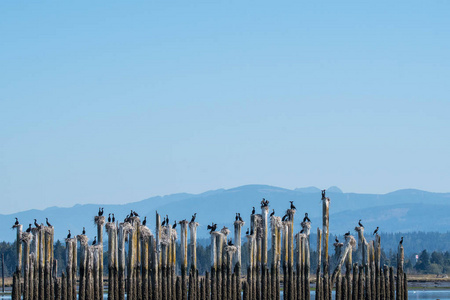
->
[1,185,449,242]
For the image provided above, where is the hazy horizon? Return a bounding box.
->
[1,1,449,214]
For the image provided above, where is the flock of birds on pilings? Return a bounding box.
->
[9,189,408,300]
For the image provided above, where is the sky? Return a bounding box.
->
[1,1,449,214]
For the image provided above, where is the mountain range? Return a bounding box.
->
[1,184,449,243]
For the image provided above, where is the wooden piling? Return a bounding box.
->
[316,228,322,300]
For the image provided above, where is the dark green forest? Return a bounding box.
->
[2,231,450,277]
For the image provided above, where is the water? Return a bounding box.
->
[1,290,449,299]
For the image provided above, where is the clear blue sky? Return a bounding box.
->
[1,1,449,214]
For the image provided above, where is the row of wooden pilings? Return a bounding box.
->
[11,193,408,300]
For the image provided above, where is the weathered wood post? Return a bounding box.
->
[118,222,133,300]
[352,264,359,300]
[375,234,381,300]
[77,234,89,300]
[20,231,33,300]
[128,217,141,300]
[396,244,404,300]
[220,226,230,300]
[30,226,40,300]
[43,226,54,300]
[281,218,288,300]
[364,241,372,300]
[179,220,189,300]
[38,224,45,300]
[13,224,23,274]
[270,215,282,300]
[316,228,322,300]
[346,240,353,300]
[65,237,75,300]
[140,224,152,300]
[321,191,331,300]
[225,244,237,300]
[151,236,160,300]
[95,215,106,298]
[389,267,395,300]
[295,231,304,300]
[331,235,356,287]
[170,226,177,300]
[106,221,117,300]
[301,221,311,300]
[246,229,254,300]
[234,218,244,300]
[287,208,296,300]
[94,244,102,300]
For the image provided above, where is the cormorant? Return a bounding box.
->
[358,219,364,228]
[303,213,311,222]
[373,227,379,235]
[14,218,19,226]
[166,215,169,225]
[344,231,350,236]
[67,230,71,239]
[228,239,234,246]
[246,228,249,235]
[161,218,166,226]
[321,189,326,199]
[335,237,339,243]
[191,213,197,223]
[108,214,111,223]
[92,236,97,245]
[235,213,239,221]
[134,211,139,217]
[142,217,147,226]
[400,236,403,245]
[207,223,217,233]
[34,219,41,229]
[282,214,288,222]
[112,214,115,222]
[270,209,275,217]
[26,224,32,233]
[250,228,254,235]
[252,207,255,215]
[46,218,52,227]
[130,210,134,217]
[98,207,104,216]
[172,221,177,229]
[82,227,86,235]
[290,201,296,210]
[300,229,304,234]
[238,213,243,222]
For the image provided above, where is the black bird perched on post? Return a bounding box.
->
[172,221,177,229]
[399,236,403,245]
[282,214,288,222]
[290,201,296,210]
[246,228,249,235]
[134,211,139,217]
[112,214,115,222]
[191,213,197,223]
[98,207,104,216]
[228,239,234,246]
[300,229,304,234]
[373,227,379,235]
[108,214,111,223]
[82,227,86,235]
[321,189,326,199]
[250,228,254,235]
[142,216,147,226]
[303,213,311,222]
[161,218,166,226]
[270,209,275,217]
[92,236,97,245]
[358,219,364,228]
[46,218,52,227]
[67,230,71,239]
[26,224,32,233]
[238,213,243,222]
[344,231,350,236]
[335,237,339,243]
[14,218,19,226]
[166,215,169,225]
[252,207,255,215]
[34,219,41,229]
[235,213,239,221]
[207,223,217,233]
